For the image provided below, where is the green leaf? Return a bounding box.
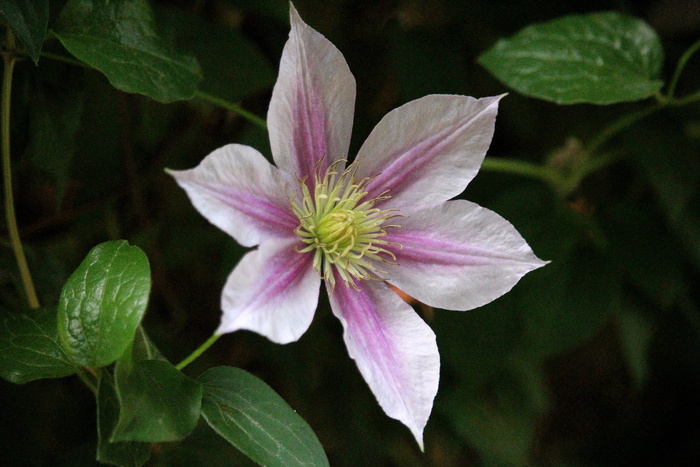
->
[0,308,78,383]
[199,366,329,467]
[479,12,664,104]
[116,326,167,377]
[112,359,202,443]
[57,240,151,368]
[53,0,202,102]
[0,0,49,63]
[97,369,152,466]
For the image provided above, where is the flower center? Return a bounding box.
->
[291,161,398,289]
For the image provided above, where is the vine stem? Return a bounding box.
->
[2,31,40,309]
[175,334,221,371]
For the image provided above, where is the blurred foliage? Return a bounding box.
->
[2,0,700,465]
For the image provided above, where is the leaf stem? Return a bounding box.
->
[77,368,98,395]
[667,38,700,99]
[480,157,563,186]
[585,104,661,155]
[194,90,268,130]
[2,30,40,309]
[175,334,221,371]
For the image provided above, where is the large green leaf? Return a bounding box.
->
[479,12,664,104]
[97,369,152,466]
[112,359,202,443]
[57,240,151,368]
[0,308,78,384]
[199,366,329,467]
[53,0,202,102]
[0,0,49,63]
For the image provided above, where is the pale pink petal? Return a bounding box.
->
[168,144,299,248]
[354,95,502,210]
[268,4,356,183]
[217,239,320,344]
[328,278,439,448]
[385,200,548,311]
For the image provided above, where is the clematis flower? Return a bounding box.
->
[169,4,546,448]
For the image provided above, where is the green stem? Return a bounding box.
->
[77,368,98,395]
[667,38,700,99]
[668,89,700,106]
[175,334,221,371]
[2,31,40,309]
[585,104,661,155]
[480,157,563,186]
[194,90,268,130]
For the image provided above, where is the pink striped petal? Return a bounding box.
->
[217,239,320,344]
[268,4,356,184]
[385,200,547,311]
[354,95,502,210]
[328,278,439,448]
[168,144,299,247]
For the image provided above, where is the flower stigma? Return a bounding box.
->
[291,161,400,290]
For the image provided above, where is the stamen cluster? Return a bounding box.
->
[291,162,398,289]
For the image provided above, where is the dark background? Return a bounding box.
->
[2,0,700,464]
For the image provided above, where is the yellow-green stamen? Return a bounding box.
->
[291,161,399,290]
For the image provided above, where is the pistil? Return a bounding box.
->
[291,161,399,289]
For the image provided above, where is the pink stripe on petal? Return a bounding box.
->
[290,70,329,180]
[218,239,320,344]
[328,278,439,448]
[385,200,548,311]
[169,144,298,247]
[355,95,502,210]
[193,185,298,239]
[268,4,355,183]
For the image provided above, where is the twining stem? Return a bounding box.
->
[175,334,221,371]
[2,31,40,309]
